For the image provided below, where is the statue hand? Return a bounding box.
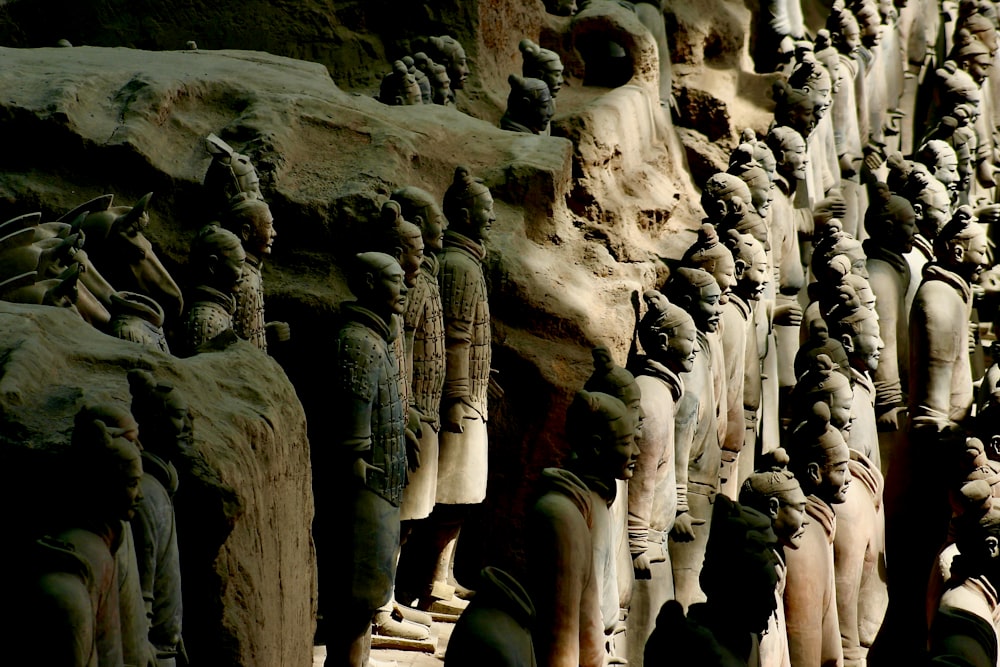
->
[633,552,652,580]
[670,512,705,542]
[488,368,504,401]
[352,456,384,484]
[977,160,997,188]
[876,406,905,432]
[266,321,291,344]
[443,400,477,433]
[975,203,1000,227]
[772,302,803,327]
[839,153,858,179]
[405,428,421,473]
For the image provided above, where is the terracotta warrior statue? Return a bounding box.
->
[427,35,470,91]
[379,60,422,106]
[664,267,723,610]
[526,390,640,667]
[220,195,289,353]
[204,133,262,218]
[519,38,565,98]
[180,224,245,355]
[109,291,171,353]
[401,55,432,104]
[322,252,408,667]
[444,566,536,665]
[739,448,809,667]
[128,369,190,667]
[428,167,495,599]
[12,410,147,667]
[882,206,991,659]
[413,53,455,106]
[643,496,780,665]
[783,400,852,667]
[863,183,916,436]
[621,291,696,667]
[499,75,555,135]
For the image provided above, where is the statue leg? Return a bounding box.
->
[323,607,371,667]
[668,491,713,610]
[625,532,673,667]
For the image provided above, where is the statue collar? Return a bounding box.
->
[727,293,752,319]
[774,172,795,197]
[444,230,486,261]
[850,366,875,397]
[634,356,685,400]
[110,290,165,327]
[341,302,396,342]
[191,285,237,315]
[141,450,179,495]
[499,114,537,134]
[848,449,883,510]
[911,233,934,261]
[478,566,536,626]
[863,239,911,279]
[922,262,973,305]
[540,467,593,526]
[421,253,440,277]
[244,254,262,270]
[576,471,617,506]
[806,494,837,542]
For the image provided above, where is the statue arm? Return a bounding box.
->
[870,268,905,413]
[673,390,698,518]
[628,393,669,558]
[910,293,961,426]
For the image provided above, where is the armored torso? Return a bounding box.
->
[332,303,407,505]
[438,230,491,419]
[233,257,267,351]
[183,285,236,353]
[404,254,446,430]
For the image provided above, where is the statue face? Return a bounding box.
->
[858,7,882,47]
[374,261,408,316]
[774,487,809,549]
[931,152,960,189]
[959,227,990,282]
[470,191,496,241]
[217,244,246,293]
[602,417,640,481]
[889,206,917,254]
[443,46,469,90]
[751,181,775,217]
[247,207,276,258]
[542,62,564,96]
[830,382,855,435]
[737,245,769,301]
[966,53,994,86]
[780,135,809,181]
[853,315,885,372]
[844,242,869,278]
[920,189,953,239]
[422,204,448,252]
[708,253,737,305]
[857,285,877,313]
[841,17,862,52]
[398,235,424,286]
[544,0,577,15]
[694,281,724,333]
[809,79,833,120]
[819,443,852,504]
[786,97,818,137]
[660,317,698,374]
[525,85,555,132]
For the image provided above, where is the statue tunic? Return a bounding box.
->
[437,230,491,505]
[232,257,267,352]
[328,303,406,611]
[865,241,911,420]
[783,495,843,667]
[182,285,235,354]
[400,255,446,521]
[625,359,683,667]
[527,468,614,667]
[720,295,751,498]
[937,574,1000,660]
[133,452,183,661]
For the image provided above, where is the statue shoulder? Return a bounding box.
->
[333,321,391,400]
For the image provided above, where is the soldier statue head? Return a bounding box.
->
[565,390,640,484]
[390,185,448,252]
[128,369,194,459]
[826,299,884,374]
[204,133,262,216]
[664,267,723,334]
[792,354,855,436]
[827,1,862,55]
[585,346,644,435]
[413,52,454,105]
[221,195,276,263]
[952,28,995,85]
[950,479,1000,588]
[701,172,753,223]
[71,408,144,524]
[379,60,422,106]
[402,55,432,104]
[544,0,578,16]
[934,205,990,283]
[740,448,809,550]
[766,125,809,184]
[428,35,469,90]
[891,157,952,241]
[636,290,698,374]
[520,39,565,97]
[372,200,424,287]
[915,140,961,194]
[864,182,917,254]
[501,75,555,135]
[774,79,818,139]
[190,224,245,295]
[348,251,408,324]
[725,228,769,302]
[729,144,774,217]
[786,401,853,505]
[681,223,737,304]
[443,166,495,242]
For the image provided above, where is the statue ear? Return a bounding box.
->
[734,258,749,279]
[656,331,670,352]
[457,207,472,228]
[806,461,823,486]
[953,243,966,263]
[987,535,1000,559]
[840,332,855,354]
[767,496,781,520]
[207,254,220,275]
[241,222,253,243]
[912,201,923,219]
